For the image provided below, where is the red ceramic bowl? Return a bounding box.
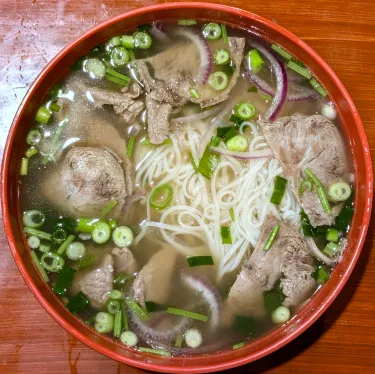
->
[1,2,373,373]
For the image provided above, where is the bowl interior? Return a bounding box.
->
[1,3,373,373]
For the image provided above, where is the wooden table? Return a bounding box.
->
[1,0,374,373]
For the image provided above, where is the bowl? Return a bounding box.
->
[1,2,373,373]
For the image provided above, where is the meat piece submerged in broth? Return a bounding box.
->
[42,146,145,217]
[259,114,349,227]
[226,215,316,318]
[112,247,137,275]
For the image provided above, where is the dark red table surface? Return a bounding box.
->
[0,0,375,373]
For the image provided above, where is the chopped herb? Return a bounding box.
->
[187,256,214,267]
[247,86,258,93]
[220,226,232,244]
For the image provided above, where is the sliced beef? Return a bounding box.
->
[112,247,137,274]
[80,81,144,123]
[227,215,316,318]
[259,114,349,227]
[132,247,177,307]
[76,254,114,308]
[145,96,172,144]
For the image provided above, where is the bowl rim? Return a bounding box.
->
[1,2,373,373]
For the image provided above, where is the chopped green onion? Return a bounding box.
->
[272,306,290,324]
[299,179,313,197]
[335,192,354,231]
[149,184,173,210]
[175,334,184,347]
[108,218,118,230]
[311,264,330,283]
[49,83,63,99]
[261,94,273,101]
[111,46,129,66]
[221,62,235,77]
[53,266,76,296]
[189,88,200,99]
[57,234,75,256]
[328,182,351,202]
[233,315,255,334]
[120,331,138,346]
[229,114,244,126]
[121,35,135,49]
[23,210,45,228]
[270,44,292,60]
[110,290,124,300]
[20,158,29,176]
[234,102,255,120]
[113,273,132,291]
[263,225,280,251]
[208,71,228,91]
[26,129,42,145]
[30,250,49,282]
[188,151,198,173]
[105,73,130,87]
[99,199,118,219]
[49,102,60,112]
[247,86,258,93]
[323,241,340,257]
[166,307,208,322]
[128,50,136,61]
[27,236,40,249]
[76,218,99,233]
[78,233,91,241]
[24,227,52,241]
[35,106,51,124]
[107,299,121,314]
[25,146,38,158]
[326,228,339,242]
[220,23,228,43]
[263,284,284,312]
[178,19,197,26]
[66,241,86,260]
[309,78,327,97]
[38,244,51,253]
[52,227,67,244]
[217,126,237,140]
[304,168,331,214]
[113,310,122,338]
[185,328,202,348]
[197,136,221,179]
[187,256,214,267]
[202,23,222,40]
[233,342,245,350]
[270,176,288,205]
[134,31,152,49]
[144,301,165,313]
[229,208,235,221]
[95,312,114,333]
[127,136,135,158]
[226,135,248,152]
[248,49,265,74]
[138,347,171,357]
[85,58,106,79]
[106,35,122,49]
[214,49,230,65]
[92,221,111,244]
[125,299,150,321]
[286,60,311,79]
[221,226,232,245]
[79,253,95,269]
[223,127,238,142]
[41,252,65,272]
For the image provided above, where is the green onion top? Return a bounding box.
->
[187,256,214,267]
[166,307,208,322]
[270,44,292,60]
[149,184,173,210]
[270,176,288,205]
[197,136,221,179]
[220,226,232,245]
[125,299,150,321]
[264,225,280,251]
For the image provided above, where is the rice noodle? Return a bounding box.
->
[134,124,300,279]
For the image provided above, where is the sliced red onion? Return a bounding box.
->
[210,147,273,160]
[128,311,193,344]
[170,105,222,125]
[306,237,333,266]
[181,271,222,329]
[248,44,287,121]
[175,28,212,85]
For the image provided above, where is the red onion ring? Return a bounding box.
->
[210,147,274,160]
[175,28,212,85]
[181,271,223,329]
[170,105,222,125]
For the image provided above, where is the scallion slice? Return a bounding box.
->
[112,226,133,247]
[99,199,118,219]
[49,102,61,112]
[323,241,340,257]
[122,300,129,331]
[20,158,29,176]
[304,168,331,214]
[188,151,198,173]
[286,60,311,79]
[120,331,138,346]
[311,264,330,283]
[25,146,38,158]
[187,256,214,267]
[149,184,173,210]
[92,221,111,244]
[214,49,230,65]
[113,310,123,338]
[53,266,76,296]
[78,253,95,269]
[309,78,327,97]
[41,252,65,272]
[105,67,131,86]
[178,19,197,26]
[248,49,264,74]
[76,218,99,233]
[107,299,121,314]
[134,31,152,49]
[270,44,292,60]
[221,226,232,244]
[125,299,150,321]
[24,227,52,241]
[113,273,132,291]
[208,71,228,91]
[121,35,135,49]
[189,88,200,99]
[94,312,114,333]
[270,176,288,205]
[229,208,235,221]
[220,23,228,43]
[35,106,51,124]
[298,179,313,197]
[127,136,135,158]
[27,236,40,249]
[166,307,208,322]
[226,135,248,152]
[30,250,49,282]
[56,234,75,256]
[26,129,42,145]
[326,228,339,242]
[66,241,86,261]
[138,347,171,357]
[202,23,222,40]
[233,342,245,350]
[23,210,45,228]
[85,58,106,79]
[234,102,255,120]
[328,182,351,202]
[197,136,221,179]
[110,46,129,66]
[264,225,280,251]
